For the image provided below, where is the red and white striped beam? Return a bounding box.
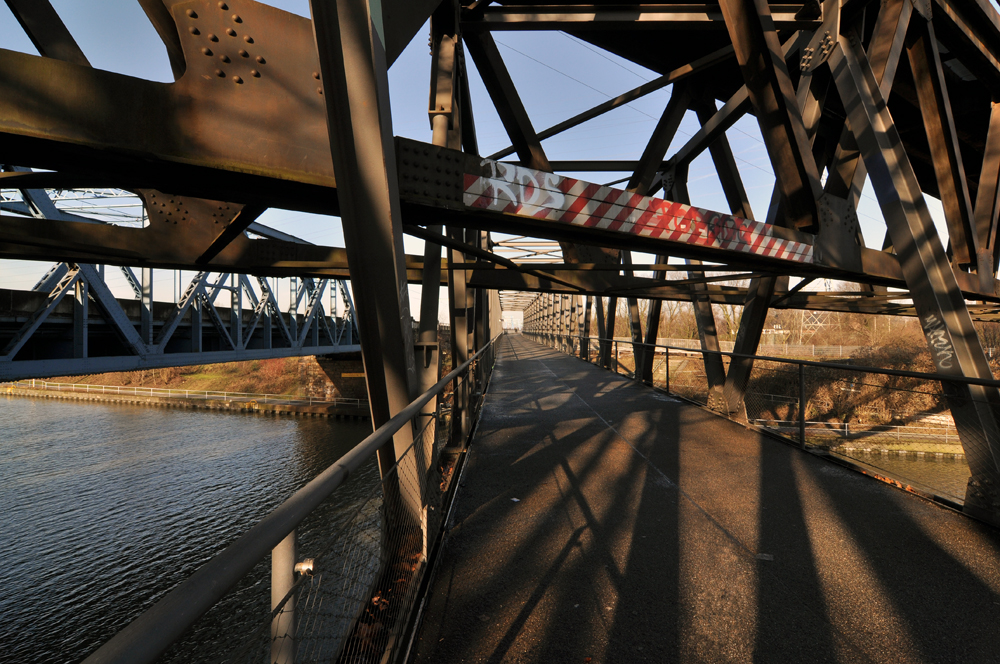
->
[462,159,814,264]
[396,140,814,265]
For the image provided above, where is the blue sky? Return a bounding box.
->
[0,1,950,320]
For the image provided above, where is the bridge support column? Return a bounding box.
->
[560,294,569,352]
[418,3,464,488]
[680,102,753,409]
[542,293,550,346]
[447,227,472,450]
[622,252,644,378]
[689,260,727,411]
[553,294,561,349]
[73,278,88,359]
[722,276,777,421]
[640,260,666,385]
[570,295,579,357]
[604,296,618,369]
[669,165,728,402]
[582,296,593,361]
[595,296,606,365]
[831,33,1000,524]
[288,278,298,341]
[140,268,153,346]
[230,274,242,350]
[262,303,272,351]
[191,297,202,353]
[311,0,421,530]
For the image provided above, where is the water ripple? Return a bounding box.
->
[0,396,378,663]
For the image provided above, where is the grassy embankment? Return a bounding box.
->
[660,331,1000,453]
[47,358,304,395]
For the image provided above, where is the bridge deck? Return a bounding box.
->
[412,336,1000,663]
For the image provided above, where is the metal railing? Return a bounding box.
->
[83,337,498,664]
[2,379,367,409]
[749,420,963,450]
[527,331,995,503]
[634,337,863,358]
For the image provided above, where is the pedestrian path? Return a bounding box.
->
[411,335,1000,663]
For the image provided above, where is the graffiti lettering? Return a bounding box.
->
[480,160,566,211]
[542,172,565,210]
[921,313,954,370]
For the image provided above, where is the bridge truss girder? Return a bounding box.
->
[0,262,360,381]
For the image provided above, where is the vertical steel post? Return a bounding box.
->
[622,252,645,376]
[73,278,88,359]
[288,277,298,341]
[263,291,272,351]
[564,294,569,352]
[641,292,662,384]
[466,230,480,360]
[310,0,421,524]
[723,276,778,420]
[799,363,806,449]
[419,2,461,477]
[582,295,592,361]
[191,295,202,353]
[672,165,727,407]
[230,274,242,350]
[544,293,551,345]
[553,293,558,348]
[447,230,471,449]
[553,293,557,347]
[665,347,670,393]
[270,531,296,664]
[140,267,153,345]
[595,296,606,364]
[602,296,618,369]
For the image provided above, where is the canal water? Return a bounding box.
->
[832,450,971,503]
[0,395,378,664]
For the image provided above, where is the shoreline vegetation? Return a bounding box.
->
[2,359,371,419]
[47,358,307,394]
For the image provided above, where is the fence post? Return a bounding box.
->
[614,341,619,374]
[665,347,670,394]
[799,363,806,450]
[271,530,296,664]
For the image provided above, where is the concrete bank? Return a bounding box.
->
[2,387,370,420]
[412,335,1000,664]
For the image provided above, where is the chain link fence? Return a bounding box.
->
[220,420,431,664]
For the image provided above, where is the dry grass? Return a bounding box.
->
[48,358,303,395]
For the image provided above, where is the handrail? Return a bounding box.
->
[536,332,1000,390]
[83,338,496,664]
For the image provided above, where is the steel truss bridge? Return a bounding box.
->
[5,0,1000,660]
[0,184,362,378]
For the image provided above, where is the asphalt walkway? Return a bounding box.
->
[411,335,1000,663]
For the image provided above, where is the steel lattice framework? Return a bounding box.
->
[2,0,1000,520]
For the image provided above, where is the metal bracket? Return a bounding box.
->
[909,0,932,21]
[396,137,466,210]
[801,0,841,72]
[814,193,863,270]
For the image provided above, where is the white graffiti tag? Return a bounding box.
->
[921,313,954,370]
[480,160,565,211]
